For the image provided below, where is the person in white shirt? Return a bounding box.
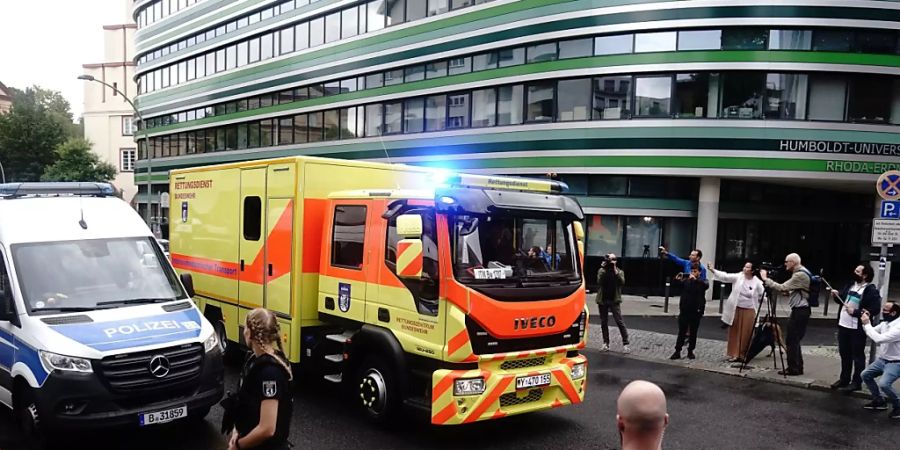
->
[708,262,764,363]
[860,302,900,419]
[830,264,880,392]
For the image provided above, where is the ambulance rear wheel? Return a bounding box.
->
[356,355,400,422]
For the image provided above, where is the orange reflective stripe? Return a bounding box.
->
[463,376,513,424]
[433,373,458,403]
[171,254,240,280]
[396,240,423,277]
[551,399,564,408]
[432,402,457,425]
[447,329,469,356]
[551,369,580,404]
[302,198,328,273]
[463,353,478,362]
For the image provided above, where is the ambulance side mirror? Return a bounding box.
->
[180,273,196,298]
[396,214,424,280]
[573,221,585,257]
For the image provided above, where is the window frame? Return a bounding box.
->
[330,204,368,270]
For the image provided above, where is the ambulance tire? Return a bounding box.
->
[356,354,401,423]
[15,386,48,450]
[215,321,242,366]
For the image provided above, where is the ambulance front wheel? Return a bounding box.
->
[356,355,400,422]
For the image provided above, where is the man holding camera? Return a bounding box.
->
[597,253,630,353]
[860,302,900,419]
[758,253,810,376]
[658,246,707,281]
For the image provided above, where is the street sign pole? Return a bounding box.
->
[870,244,888,364]
[871,171,900,364]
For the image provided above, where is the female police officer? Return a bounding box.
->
[228,308,293,450]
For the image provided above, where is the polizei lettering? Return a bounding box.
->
[513,315,557,330]
[104,320,199,338]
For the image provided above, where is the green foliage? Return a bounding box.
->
[40,138,117,183]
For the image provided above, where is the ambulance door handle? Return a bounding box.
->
[268,264,273,277]
[240,260,245,271]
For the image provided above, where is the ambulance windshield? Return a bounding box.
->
[451,214,580,286]
[12,237,185,315]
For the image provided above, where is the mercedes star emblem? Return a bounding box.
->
[149,355,170,378]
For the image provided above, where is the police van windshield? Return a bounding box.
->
[451,215,580,286]
[12,237,185,315]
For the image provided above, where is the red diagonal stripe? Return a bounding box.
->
[463,376,513,424]
[552,369,581,404]
[447,329,469,356]
[432,402,457,425]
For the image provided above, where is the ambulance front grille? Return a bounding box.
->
[97,343,203,393]
[499,389,543,407]
[500,357,546,371]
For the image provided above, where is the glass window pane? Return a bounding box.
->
[498,47,524,67]
[308,111,324,142]
[592,76,632,120]
[624,216,660,258]
[856,30,896,54]
[474,52,499,71]
[215,49,226,72]
[280,27,295,54]
[248,37,260,63]
[226,45,237,70]
[557,78,591,121]
[261,33,274,59]
[452,0,472,8]
[279,117,294,145]
[359,4,367,33]
[340,107,360,139]
[526,81,554,122]
[342,7,358,38]
[426,95,447,131]
[365,104,383,136]
[295,22,309,50]
[891,79,900,125]
[472,88,496,127]
[634,76,671,117]
[404,98,425,133]
[585,215,624,257]
[324,81,341,96]
[405,65,425,82]
[447,93,469,129]
[310,17,325,47]
[677,30,722,50]
[448,57,471,75]
[848,75,892,123]
[764,73,808,120]
[497,84,523,125]
[385,69,403,85]
[808,74,847,121]
[428,0,449,16]
[324,109,339,141]
[387,0,405,27]
[309,84,325,98]
[331,205,367,269]
[674,73,710,118]
[368,0,386,32]
[407,0,426,21]
[237,41,249,66]
[340,78,358,93]
[216,128,226,151]
[527,42,558,63]
[634,32,676,53]
[595,34,634,55]
[721,28,768,50]
[769,30,812,50]
[260,94,274,108]
[719,72,765,119]
[558,38,593,59]
[426,61,448,79]
[325,12,341,43]
[384,101,403,134]
[293,114,308,144]
[278,89,294,104]
[813,29,853,52]
[366,72,384,88]
[260,120,275,147]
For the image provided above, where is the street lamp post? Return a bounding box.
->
[77,74,152,223]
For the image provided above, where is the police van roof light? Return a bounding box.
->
[0,182,116,198]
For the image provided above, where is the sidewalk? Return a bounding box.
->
[588,301,868,398]
[608,294,840,321]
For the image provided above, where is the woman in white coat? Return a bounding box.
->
[708,262,764,362]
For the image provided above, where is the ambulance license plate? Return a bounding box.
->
[139,406,187,426]
[516,373,551,390]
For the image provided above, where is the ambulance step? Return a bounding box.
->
[324,354,344,363]
[325,332,354,344]
[324,373,343,383]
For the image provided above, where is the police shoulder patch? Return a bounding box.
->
[263,380,277,398]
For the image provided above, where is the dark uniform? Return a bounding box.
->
[236,353,293,450]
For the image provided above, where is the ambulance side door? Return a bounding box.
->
[239,168,267,309]
[318,202,370,323]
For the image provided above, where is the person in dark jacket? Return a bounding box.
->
[670,263,709,360]
[596,253,630,353]
[830,264,881,392]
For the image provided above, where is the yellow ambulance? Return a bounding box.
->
[169,156,588,425]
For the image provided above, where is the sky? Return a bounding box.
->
[0,0,132,119]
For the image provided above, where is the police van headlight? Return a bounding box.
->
[571,363,586,380]
[203,333,220,353]
[39,351,92,373]
[454,377,486,396]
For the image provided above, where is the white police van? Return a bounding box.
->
[0,183,223,441]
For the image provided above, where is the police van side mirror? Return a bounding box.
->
[180,273,196,298]
[396,214,424,280]
[0,279,19,326]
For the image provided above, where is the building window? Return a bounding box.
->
[813,29,853,52]
[384,101,403,134]
[721,28,768,50]
[634,31,676,53]
[677,30,722,51]
[122,116,136,136]
[848,75,893,123]
[527,42,558,63]
[471,88,496,128]
[526,81,555,122]
[634,76,672,117]
[365,103,383,136]
[448,57,471,75]
[120,148,136,172]
[764,73,808,120]
[592,76,632,120]
[808,74,847,122]
[719,72,765,119]
[595,34,633,55]
[447,93,470,129]
[557,78,591,121]
[769,30,812,50]
[497,85,524,126]
[425,95,447,131]
[404,98,425,133]
[624,216,661,258]
[673,73,710,118]
[586,215,624,257]
[558,38,593,59]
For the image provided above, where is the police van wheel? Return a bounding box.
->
[356,355,399,422]
[15,387,47,449]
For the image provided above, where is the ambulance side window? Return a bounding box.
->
[243,196,262,241]
[332,205,367,270]
[385,208,439,316]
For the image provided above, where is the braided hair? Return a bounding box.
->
[245,308,293,380]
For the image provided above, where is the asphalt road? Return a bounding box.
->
[2,349,896,449]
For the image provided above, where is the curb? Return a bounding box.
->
[602,350,870,400]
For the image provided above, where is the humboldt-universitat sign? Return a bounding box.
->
[779,140,900,156]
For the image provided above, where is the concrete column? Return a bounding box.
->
[696,177,721,300]
[872,195,892,303]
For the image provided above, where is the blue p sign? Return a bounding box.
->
[882,201,900,219]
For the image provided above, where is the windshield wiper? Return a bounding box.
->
[96,298,175,307]
[31,306,98,313]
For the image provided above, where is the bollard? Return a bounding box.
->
[664,277,671,313]
[823,288,830,316]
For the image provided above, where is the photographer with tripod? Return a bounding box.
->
[758,253,810,376]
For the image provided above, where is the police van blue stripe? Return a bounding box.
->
[0,328,49,385]
[47,309,203,353]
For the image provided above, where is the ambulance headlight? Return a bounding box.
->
[571,363,586,380]
[453,377,485,396]
[39,351,92,373]
[204,332,220,353]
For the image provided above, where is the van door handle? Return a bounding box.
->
[240,260,245,271]
[268,264,273,276]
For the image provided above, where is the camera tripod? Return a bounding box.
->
[738,285,788,377]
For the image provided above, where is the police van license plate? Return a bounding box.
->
[139,406,187,426]
[516,373,551,390]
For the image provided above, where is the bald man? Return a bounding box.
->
[617,380,669,450]
[758,253,811,376]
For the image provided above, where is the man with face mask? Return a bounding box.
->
[860,302,900,419]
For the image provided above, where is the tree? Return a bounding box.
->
[40,138,117,183]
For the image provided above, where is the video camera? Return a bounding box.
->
[756,261,779,279]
